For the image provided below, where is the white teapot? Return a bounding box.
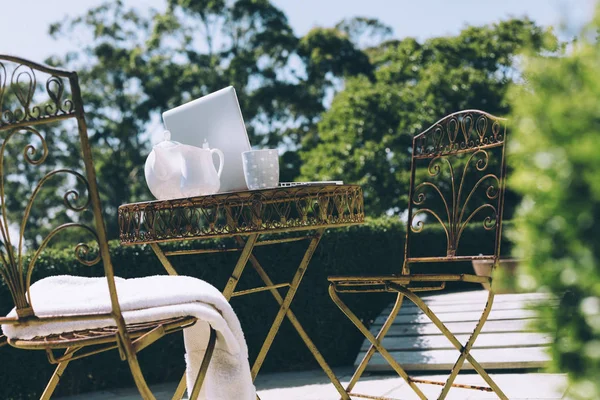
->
[144,131,224,200]
[180,140,224,197]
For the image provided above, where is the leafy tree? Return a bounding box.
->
[300,19,555,216]
[509,9,600,399]
[0,71,94,249]
[46,2,165,240]
[45,0,371,238]
[274,17,390,180]
[47,0,301,237]
[335,17,393,49]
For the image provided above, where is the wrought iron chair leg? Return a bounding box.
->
[171,373,187,400]
[345,292,406,394]
[189,327,217,400]
[40,349,73,400]
[128,361,156,399]
[388,283,508,400]
[120,335,156,400]
[437,289,498,399]
[328,285,427,400]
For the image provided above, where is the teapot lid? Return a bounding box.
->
[154,130,181,149]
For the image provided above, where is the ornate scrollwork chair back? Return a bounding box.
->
[0,56,114,319]
[0,55,210,400]
[404,110,508,272]
[327,110,510,400]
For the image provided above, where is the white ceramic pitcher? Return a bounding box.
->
[180,141,224,197]
[144,132,224,199]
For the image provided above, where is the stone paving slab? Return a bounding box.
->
[57,368,569,400]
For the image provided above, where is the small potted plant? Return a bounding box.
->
[472,258,520,292]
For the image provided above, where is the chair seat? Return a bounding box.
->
[3,275,237,351]
[328,273,490,286]
[9,315,197,350]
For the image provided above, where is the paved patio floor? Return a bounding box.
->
[57,368,570,399]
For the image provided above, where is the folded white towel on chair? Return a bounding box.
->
[1,275,256,400]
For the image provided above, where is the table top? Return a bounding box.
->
[118,184,364,245]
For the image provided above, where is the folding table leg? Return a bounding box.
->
[189,327,217,400]
[222,234,259,300]
[329,285,428,399]
[233,236,350,400]
[250,229,324,379]
[151,239,257,399]
[388,283,508,400]
[150,243,179,276]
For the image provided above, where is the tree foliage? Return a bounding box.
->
[20,2,557,241]
[45,0,371,238]
[300,19,555,216]
[335,17,393,49]
[509,10,600,399]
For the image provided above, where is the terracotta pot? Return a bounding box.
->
[471,259,520,292]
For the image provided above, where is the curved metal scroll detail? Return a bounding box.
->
[118,185,365,245]
[0,125,100,317]
[0,59,75,129]
[26,223,101,305]
[415,110,506,158]
[409,150,500,257]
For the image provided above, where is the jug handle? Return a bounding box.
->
[211,148,225,178]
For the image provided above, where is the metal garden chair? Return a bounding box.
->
[328,110,509,399]
[0,55,216,400]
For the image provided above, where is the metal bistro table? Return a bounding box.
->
[118,184,364,398]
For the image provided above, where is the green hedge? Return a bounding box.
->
[0,218,511,399]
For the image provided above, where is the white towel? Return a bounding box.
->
[1,275,256,400]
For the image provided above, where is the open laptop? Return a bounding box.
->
[162,86,251,193]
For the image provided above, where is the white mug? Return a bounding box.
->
[242,149,279,190]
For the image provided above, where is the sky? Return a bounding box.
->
[0,0,596,62]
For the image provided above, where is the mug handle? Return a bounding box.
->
[211,148,225,178]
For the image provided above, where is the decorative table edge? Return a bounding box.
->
[118,184,365,245]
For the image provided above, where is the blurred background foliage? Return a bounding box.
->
[508,6,600,399]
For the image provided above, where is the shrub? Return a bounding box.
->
[508,8,600,399]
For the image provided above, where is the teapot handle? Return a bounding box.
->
[211,148,225,178]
